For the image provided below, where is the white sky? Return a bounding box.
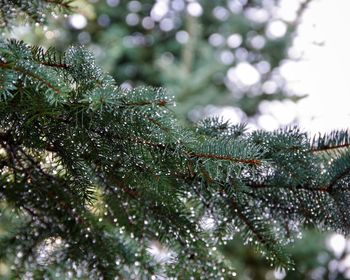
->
[219,0,350,135]
[281,0,350,134]
[280,1,350,273]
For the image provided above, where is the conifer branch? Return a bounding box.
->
[328,166,350,189]
[311,143,350,153]
[44,0,72,9]
[311,130,350,153]
[2,4,350,276]
[40,61,69,69]
[189,152,261,165]
[0,62,62,95]
[125,99,168,107]
[231,200,266,244]
[246,181,330,193]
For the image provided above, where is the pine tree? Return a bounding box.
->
[1,1,350,279]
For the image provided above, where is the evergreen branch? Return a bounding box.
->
[31,45,68,69]
[329,165,350,189]
[328,193,350,234]
[196,117,247,138]
[146,116,171,133]
[189,152,261,165]
[1,24,349,276]
[232,201,265,244]
[40,61,68,69]
[118,135,261,165]
[311,143,350,153]
[106,173,139,199]
[311,130,350,153]
[87,124,261,167]
[44,0,73,9]
[21,205,52,229]
[246,181,330,193]
[0,0,74,28]
[124,99,168,107]
[0,62,61,95]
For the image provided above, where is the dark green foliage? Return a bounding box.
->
[1,2,350,279]
[1,38,350,279]
[0,0,73,28]
[222,230,336,280]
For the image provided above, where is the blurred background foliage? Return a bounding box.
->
[3,0,349,279]
[13,0,306,122]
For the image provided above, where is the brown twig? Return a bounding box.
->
[125,99,168,107]
[189,152,261,165]
[311,143,350,153]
